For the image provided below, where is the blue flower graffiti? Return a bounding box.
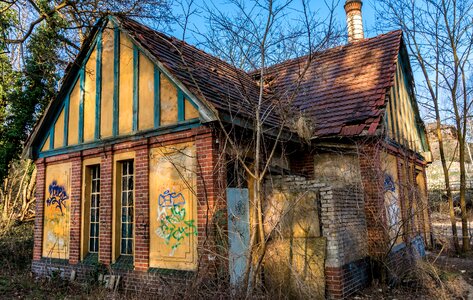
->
[46,181,69,215]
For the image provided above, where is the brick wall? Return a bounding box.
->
[99,150,113,264]
[32,126,227,292]
[134,145,149,271]
[358,143,389,258]
[70,156,82,264]
[33,159,46,260]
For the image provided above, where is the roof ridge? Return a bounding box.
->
[252,29,403,76]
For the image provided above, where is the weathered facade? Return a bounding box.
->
[26,3,432,298]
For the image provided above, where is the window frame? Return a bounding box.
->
[119,159,134,256]
[80,157,101,261]
[112,152,136,263]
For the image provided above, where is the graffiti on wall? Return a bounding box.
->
[149,143,197,270]
[384,172,401,241]
[43,163,71,259]
[158,190,186,207]
[155,190,197,256]
[46,181,69,215]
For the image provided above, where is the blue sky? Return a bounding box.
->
[164,0,381,43]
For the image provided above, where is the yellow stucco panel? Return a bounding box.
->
[118,32,133,135]
[138,53,155,130]
[84,46,97,142]
[386,60,425,152]
[41,135,50,152]
[184,98,199,120]
[53,107,65,149]
[67,79,80,145]
[43,162,72,259]
[101,27,114,138]
[149,142,197,270]
[160,74,178,126]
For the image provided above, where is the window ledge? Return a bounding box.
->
[82,253,99,265]
[111,256,134,270]
[147,267,194,278]
[40,257,69,265]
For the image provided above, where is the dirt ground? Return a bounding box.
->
[349,251,473,300]
[350,211,473,300]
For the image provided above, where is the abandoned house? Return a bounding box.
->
[26,0,433,298]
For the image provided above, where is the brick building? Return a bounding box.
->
[26,1,432,298]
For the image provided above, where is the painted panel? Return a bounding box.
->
[41,135,50,152]
[160,74,178,126]
[138,53,155,130]
[84,46,97,142]
[68,80,80,145]
[149,142,197,270]
[53,108,65,149]
[185,98,199,120]
[101,28,114,138]
[118,32,133,135]
[227,188,250,285]
[42,162,72,259]
[383,153,402,244]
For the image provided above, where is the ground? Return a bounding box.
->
[350,211,473,300]
[349,252,473,300]
[2,221,473,299]
[0,222,137,299]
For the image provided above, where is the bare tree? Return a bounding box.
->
[165,0,342,295]
[375,0,473,252]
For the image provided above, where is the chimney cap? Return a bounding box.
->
[345,0,362,4]
[344,0,363,10]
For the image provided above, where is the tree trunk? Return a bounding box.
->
[436,122,460,252]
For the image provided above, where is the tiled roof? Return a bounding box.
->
[118,16,402,138]
[261,30,402,137]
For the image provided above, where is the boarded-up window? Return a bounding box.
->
[149,142,197,270]
[43,163,72,259]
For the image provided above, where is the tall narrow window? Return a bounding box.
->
[89,165,100,253]
[120,160,134,256]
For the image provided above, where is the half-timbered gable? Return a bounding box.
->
[384,52,429,154]
[31,17,204,159]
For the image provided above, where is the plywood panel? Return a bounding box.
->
[383,154,402,244]
[118,32,133,135]
[68,79,80,145]
[43,162,72,259]
[160,74,178,126]
[53,108,65,149]
[138,53,155,130]
[149,142,197,270]
[101,28,114,138]
[84,46,97,142]
[185,98,199,120]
